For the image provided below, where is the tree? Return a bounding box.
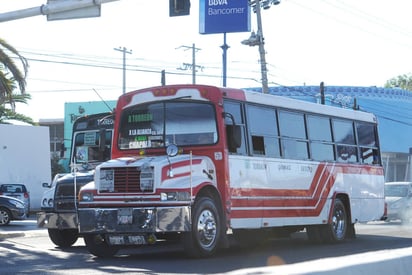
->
[0,38,33,124]
[0,93,35,125]
[384,74,412,91]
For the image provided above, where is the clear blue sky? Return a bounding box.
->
[2,0,412,120]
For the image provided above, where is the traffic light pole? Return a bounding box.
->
[0,0,119,23]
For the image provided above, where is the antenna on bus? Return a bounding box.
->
[92,88,114,112]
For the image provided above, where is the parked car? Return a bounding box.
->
[0,195,27,225]
[0,184,30,216]
[384,181,412,222]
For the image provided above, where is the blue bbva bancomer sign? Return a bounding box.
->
[199,0,250,34]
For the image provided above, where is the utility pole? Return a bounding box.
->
[177,44,201,84]
[255,0,269,94]
[114,46,132,94]
[242,0,280,94]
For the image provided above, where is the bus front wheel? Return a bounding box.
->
[183,196,221,258]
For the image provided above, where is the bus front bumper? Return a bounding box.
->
[77,206,191,234]
[37,212,78,229]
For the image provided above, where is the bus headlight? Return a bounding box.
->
[42,198,53,207]
[160,192,190,201]
[80,192,94,202]
[140,165,154,191]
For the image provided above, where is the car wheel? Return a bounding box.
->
[0,207,11,225]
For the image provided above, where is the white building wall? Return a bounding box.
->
[0,124,51,211]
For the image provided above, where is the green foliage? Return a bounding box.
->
[385,74,412,91]
[0,38,34,124]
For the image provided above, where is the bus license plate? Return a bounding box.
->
[128,235,146,245]
[117,208,133,225]
[108,235,146,245]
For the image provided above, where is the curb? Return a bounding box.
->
[0,232,25,239]
[0,229,47,239]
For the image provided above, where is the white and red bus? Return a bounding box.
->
[77,84,385,258]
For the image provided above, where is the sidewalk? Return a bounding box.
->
[0,216,47,239]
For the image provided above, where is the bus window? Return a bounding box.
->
[307,115,334,161]
[333,119,355,145]
[356,122,377,147]
[337,145,358,162]
[282,139,309,160]
[278,111,308,159]
[310,142,335,161]
[246,105,280,157]
[251,136,265,155]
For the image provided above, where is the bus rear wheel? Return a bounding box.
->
[83,234,119,258]
[322,198,348,243]
[183,196,221,258]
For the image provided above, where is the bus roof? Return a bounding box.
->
[238,89,377,123]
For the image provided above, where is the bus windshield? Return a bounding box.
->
[118,101,217,149]
[71,113,114,167]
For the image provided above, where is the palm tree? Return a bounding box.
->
[0,93,35,125]
[0,38,32,124]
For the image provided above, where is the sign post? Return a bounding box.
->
[199,0,250,87]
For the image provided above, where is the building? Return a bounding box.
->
[39,118,64,158]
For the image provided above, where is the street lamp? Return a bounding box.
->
[242,0,280,94]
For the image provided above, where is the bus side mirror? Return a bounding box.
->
[227,125,241,150]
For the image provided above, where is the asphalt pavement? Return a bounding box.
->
[0,215,46,239]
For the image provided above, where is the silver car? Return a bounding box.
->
[384,181,412,222]
[0,184,30,216]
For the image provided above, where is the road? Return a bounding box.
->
[1,219,412,274]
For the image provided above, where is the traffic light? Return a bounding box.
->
[169,0,190,17]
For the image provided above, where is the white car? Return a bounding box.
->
[384,181,412,222]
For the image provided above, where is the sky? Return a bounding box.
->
[2,0,412,121]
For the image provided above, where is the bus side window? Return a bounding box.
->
[361,147,380,165]
[252,135,265,155]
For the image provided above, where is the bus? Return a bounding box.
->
[70,112,114,171]
[38,112,114,247]
[77,84,385,258]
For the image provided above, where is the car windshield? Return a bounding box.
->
[0,184,26,193]
[385,184,410,197]
[118,101,218,149]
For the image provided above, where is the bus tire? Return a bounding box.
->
[322,198,348,243]
[48,229,78,248]
[83,234,119,258]
[183,196,221,258]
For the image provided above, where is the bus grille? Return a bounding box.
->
[103,167,149,193]
[55,200,76,211]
